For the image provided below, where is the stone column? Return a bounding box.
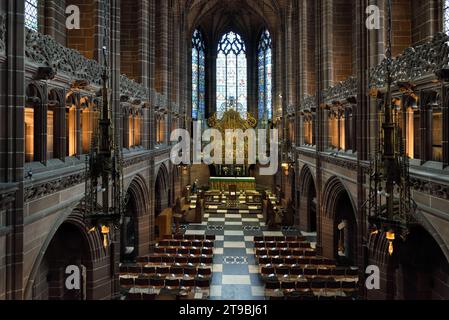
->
[1,0,25,300]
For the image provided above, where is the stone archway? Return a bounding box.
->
[394,226,449,300]
[155,163,170,217]
[298,165,317,232]
[29,209,108,300]
[321,177,358,265]
[122,175,150,262]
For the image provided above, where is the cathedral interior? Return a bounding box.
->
[1,0,449,302]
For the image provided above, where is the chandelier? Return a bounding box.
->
[83,0,125,247]
[366,0,417,255]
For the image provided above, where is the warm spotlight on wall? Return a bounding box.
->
[386,230,395,256]
[101,225,110,248]
[281,162,290,176]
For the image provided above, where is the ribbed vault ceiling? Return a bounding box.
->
[182,0,288,47]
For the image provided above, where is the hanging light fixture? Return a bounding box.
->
[83,0,125,244]
[365,0,417,256]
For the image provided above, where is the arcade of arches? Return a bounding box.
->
[1,0,449,301]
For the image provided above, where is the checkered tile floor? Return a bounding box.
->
[183,212,317,300]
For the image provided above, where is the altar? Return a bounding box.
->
[209,177,256,191]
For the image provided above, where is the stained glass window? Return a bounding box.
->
[25,0,39,31]
[444,1,449,35]
[216,31,247,119]
[192,29,206,120]
[258,30,272,122]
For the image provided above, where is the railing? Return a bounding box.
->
[299,33,449,111]
[23,28,168,105]
[369,32,449,89]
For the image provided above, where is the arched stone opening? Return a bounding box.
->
[123,175,151,260]
[393,226,449,300]
[298,165,317,232]
[155,164,170,218]
[333,190,357,266]
[321,177,357,265]
[30,216,103,300]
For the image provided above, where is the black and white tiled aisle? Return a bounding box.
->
[182,211,317,300]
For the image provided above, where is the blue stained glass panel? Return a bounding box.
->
[258,30,272,123]
[192,30,206,120]
[25,0,38,31]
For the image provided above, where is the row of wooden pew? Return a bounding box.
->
[253,236,360,300]
[120,235,215,300]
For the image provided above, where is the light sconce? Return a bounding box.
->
[281,163,290,176]
[386,230,395,256]
[101,225,110,248]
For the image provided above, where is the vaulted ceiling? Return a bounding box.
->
[181,0,290,49]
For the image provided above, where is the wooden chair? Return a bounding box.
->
[280,249,292,257]
[261,266,274,276]
[311,280,326,290]
[272,256,284,265]
[276,266,290,276]
[198,268,212,277]
[169,240,181,246]
[161,256,175,264]
[265,280,281,290]
[149,277,165,289]
[188,256,200,264]
[281,281,296,291]
[304,250,316,257]
[120,277,134,289]
[285,257,297,265]
[170,266,184,276]
[297,258,311,265]
[156,266,170,275]
[137,256,149,264]
[295,281,311,293]
[304,268,318,277]
[143,266,156,275]
[165,279,180,290]
[318,268,332,277]
[200,256,213,265]
[166,247,177,254]
[290,267,304,276]
[258,256,271,265]
[195,278,210,289]
[135,277,150,288]
[149,256,162,264]
[126,292,142,300]
[129,266,142,275]
[175,256,188,264]
[201,248,213,255]
[180,279,195,290]
[184,267,197,277]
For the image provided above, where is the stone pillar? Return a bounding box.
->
[1,0,25,300]
[138,0,150,87]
